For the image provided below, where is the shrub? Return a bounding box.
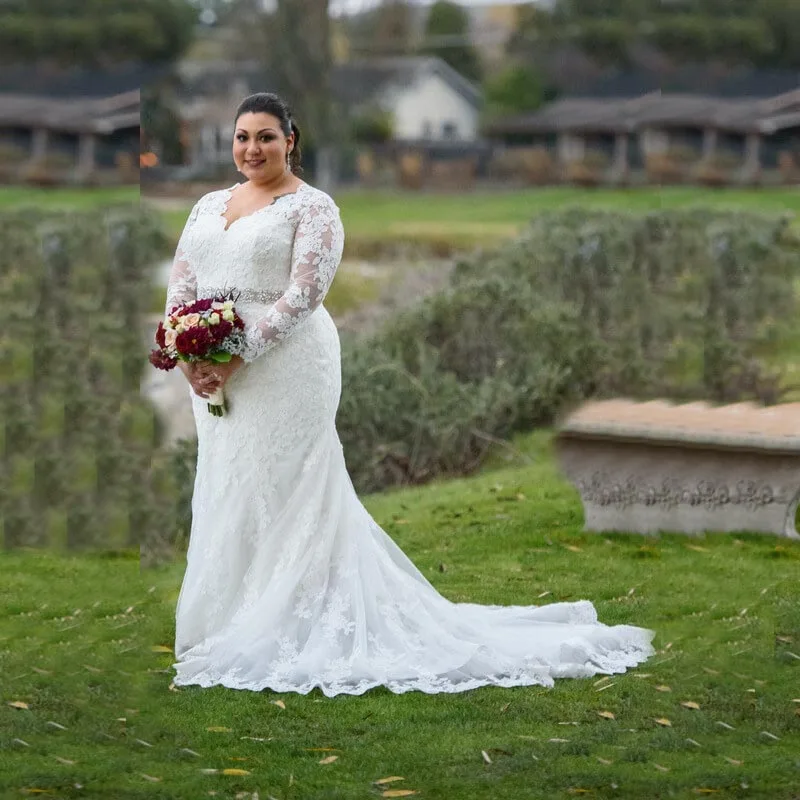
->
[0,205,180,553]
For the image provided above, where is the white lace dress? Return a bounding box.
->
[169,181,656,696]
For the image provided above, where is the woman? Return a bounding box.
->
[170,92,656,696]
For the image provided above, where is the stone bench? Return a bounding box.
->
[555,400,800,539]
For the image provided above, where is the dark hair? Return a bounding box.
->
[234,92,303,175]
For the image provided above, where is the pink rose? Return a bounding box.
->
[164,328,178,347]
[183,313,201,328]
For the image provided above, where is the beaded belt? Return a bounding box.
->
[199,288,283,304]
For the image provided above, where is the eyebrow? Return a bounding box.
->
[236,128,277,134]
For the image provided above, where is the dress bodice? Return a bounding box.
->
[164,180,345,363]
[181,182,319,302]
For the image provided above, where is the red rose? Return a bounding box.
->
[149,348,178,371]
[194,298,214,312]
[155,320,167,348]
[176,326,213,357]
[214,319,233,339]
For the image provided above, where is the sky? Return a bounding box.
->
[329,0,542,16]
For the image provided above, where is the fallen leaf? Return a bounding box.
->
[654,718,672,727]
[140,774,161,782]
[375,777,405,785]
[702,667,720,675]
[8,701,29,710]
[150,645,172,653]
[564,545,583,553]
[686,738,702,748]
[597,711,616,720]
[596,756,613,765]
[760,731,780,741]
[632,673,652,679]
[596,682,616,692]
[653,763,670,772]
[724,757,743,766]
[776,635,792,644]
[54,756,75,765]
[207,726,232,733]
[200,769,219,775]
[548,738,569,743]
[227,757,249,762]
[681,701,701,710]
[500,702,511,713]
[271,700,286,710]
[382,792,417,798]
[31,667,51,675]
[481,750,492,764]
[715,721,735,730]
[685,544,709,552]
[655,685,672,692]
[222,769,251,776]
[318,755,338,765]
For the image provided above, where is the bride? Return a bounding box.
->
[169,92,656,696]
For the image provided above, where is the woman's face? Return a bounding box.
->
[232,112,293,185]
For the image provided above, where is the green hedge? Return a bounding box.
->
[335,208,798,491]
[0,205,184,556]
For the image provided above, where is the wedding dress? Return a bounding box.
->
[168,181,656,696]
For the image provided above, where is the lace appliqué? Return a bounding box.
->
[236,195,345,363]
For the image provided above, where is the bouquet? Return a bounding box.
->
[149,295,246,416]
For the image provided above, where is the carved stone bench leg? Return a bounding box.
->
[556,438,800,539]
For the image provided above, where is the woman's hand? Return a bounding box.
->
[194,356,244,392]
[179,361,222,399]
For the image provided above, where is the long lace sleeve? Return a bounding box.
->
[239,194,345,363]
[165,200,201,315]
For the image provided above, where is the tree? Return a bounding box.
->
[420,0,482,83]
[346,0,416,58]
[483,64,546,119]
[233,0,339,192]
[0,0,197,66]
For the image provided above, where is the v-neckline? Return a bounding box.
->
[219,182,307,232]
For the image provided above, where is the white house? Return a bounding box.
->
[336,56,483,142]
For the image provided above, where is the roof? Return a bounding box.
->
[333,56,482,108]
[0,91,140,134]
[486,87,800,137]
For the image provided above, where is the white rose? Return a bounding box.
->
[222,310,235,322]
[209,312,220,325]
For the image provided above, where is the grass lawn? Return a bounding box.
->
[151,186,800,254]
[0,186,138,210]
[2,432,798,799]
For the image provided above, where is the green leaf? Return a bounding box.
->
[207,351,232,363]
